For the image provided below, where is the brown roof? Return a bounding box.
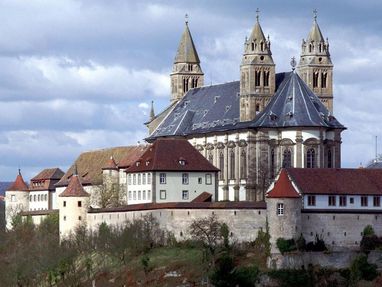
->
[59,175,90,197]
[102,156,118,170]
[192,192,213,202]
[126,138,219,173]
[118,145,149,168]
[56,146,146,187]
[267,169,301,198]
[7,172,29,192]
[31,168,64,181]
[88,201,266,213]
[286,168,382,195]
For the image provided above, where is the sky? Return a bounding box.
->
[0,0,382,181]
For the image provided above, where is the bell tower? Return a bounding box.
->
[297,11,333,112]
[170,15,204,103]
[240,9,275,122]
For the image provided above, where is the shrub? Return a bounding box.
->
[360,234,380,253]
[349,254,378,284]
[276,238,296,254]
[269,269,313,287]
[305,234,327,252]
[233,265,259,287]
[363,225,375,237]
[296,234,306,251]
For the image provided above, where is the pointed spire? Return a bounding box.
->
[174,16,200,64]
[307,9,325,43]
[7,169,29,191]
[150,100,155,120]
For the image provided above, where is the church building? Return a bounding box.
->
[146,13,345,202]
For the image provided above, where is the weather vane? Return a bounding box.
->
[313,9,317,21]
[256,8,260,22]
[185,13,189,24]
[290,57,297,71]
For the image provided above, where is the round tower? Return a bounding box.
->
[5,169,29,230]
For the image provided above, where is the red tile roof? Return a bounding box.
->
[30,168,65,191]
[286,168,382,195]
[192,192,213,203]
[59,175,90,197]
[102,156,118,170]
[31,168,64,181]
[118,145,149,168]
[267,169,300,198]
[7,172,29,192]
[126,138,219,173]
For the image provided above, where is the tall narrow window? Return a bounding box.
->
[327,149,332,168]
[256,104,260,114]
[159,173,166,184]
[270,149,275,178]
[361,196,368,207]
[277,203,284,216]
[374,196,380,207]
[260,41,264,51]
[328,195,336,206]
[182,173,189,185]
[219,151,224,180]
[251,42,254,51]
[183,78,189,92]
[263,71,269,87]
[339,196,347,206]
[309,44,313,53]
[313,72,319,88]
[229,150,235,179]
[255,71,261,86]
[240,150,247,179]
[308,195,316,206]
[208,152,214,165]
[282,148,292,168]
[321,72,327,88]
[147,173,151,184]
[307,148,315,168]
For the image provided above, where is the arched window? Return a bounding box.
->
[321,72,327,88]
[270,148,275,178]
[263,71,269,87]
[255,71,261,86]
[219,151,224,180]
[208,152,213,164]
[327,149,332,168]
[251,42,254,51]
[309,44,313,53]
[194,78,198,87]
[313,72,319,88]
[240,150,247,179]
[282,149,292,168]
[260,41,264,51]
[307,148,316,168]
[229,150,235,179]
[256,104,260,114]
[183,78,189,92]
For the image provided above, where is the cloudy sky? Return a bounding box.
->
[0,0,381,181]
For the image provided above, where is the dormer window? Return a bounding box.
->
[136,161,140,167]
[145,161,150,166]
[179,159,186,166]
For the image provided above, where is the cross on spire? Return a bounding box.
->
[185,13,189,25]
[256,8,260,22]
[290,57,297,71]
[313,9,318,21]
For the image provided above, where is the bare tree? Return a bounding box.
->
[91,183,125,208]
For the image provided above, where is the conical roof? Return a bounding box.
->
[7,170,28,192]
[267,169,300,198]
[253,72,344,129]
[249,19,267,43]
[59,174,90,197]
[174,22,200,64]
[306,18,325,43]
[102,156,118,170]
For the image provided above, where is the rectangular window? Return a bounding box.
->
[160,173,166,184]
[133,191,137,200]
[11,195,16,202]
[277,203,284,216]
[78,216,82,221]
[198,177,202,184]
[148,190,151,200]
[160,190,166,200]
[138,190,141,200]
[182,190,189,200]
[350,197,354,204]
[339,196,347,207]
[143,190,146,200]
[133,174,136,185]
[63,216,66,221]
[374,196,380,207]
[138,174,141,185]
[148,173,151,184]
[128,174,132,185]
[328,195,336,206]
[78,201,82,207]
[182,173,189,184]
[63,201,66,207]
[129,190,132,200]
[143,174,146,185]
[307,195,316,206]
[205,174,212,185]
[361,196,368,207]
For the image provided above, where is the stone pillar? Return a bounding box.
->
[233,185,240,201]
[334,130,342,168]
[224,134,229,200]
[246,131,257,201]
[235,134,240,201]
[295,131,303,168]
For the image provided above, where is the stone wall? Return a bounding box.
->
[87,207,267,242]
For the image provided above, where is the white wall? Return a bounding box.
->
[303,194,382,210]
[29,190,49,211]
[127,172,153,204]
[5,191,29,229]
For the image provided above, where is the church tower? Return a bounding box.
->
[240,11,275,122]
[170,16,204,103]
[297,12,333,112]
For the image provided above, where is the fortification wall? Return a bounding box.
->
[301,212,382,250]
[87,208,267,242]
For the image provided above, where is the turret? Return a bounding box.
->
[297,11,333,112]
[170,15,204,103]
[240,9,276,122]
[58,166,90,239]
[5,169,29,230]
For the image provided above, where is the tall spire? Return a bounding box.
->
[150,100,155,120]
[174,15,200,64]
[306,10,325,44]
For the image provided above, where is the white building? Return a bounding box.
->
[126,138,219,204]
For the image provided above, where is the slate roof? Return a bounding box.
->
[7,172,29,192]
[56,146,147,187]
[267,169,301,198]
[174,22,200,64]
[286,168,382,195]
[366,161,382,169]
[59,175,90,197]
[126,138,219,173]
[148,72,344,140]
